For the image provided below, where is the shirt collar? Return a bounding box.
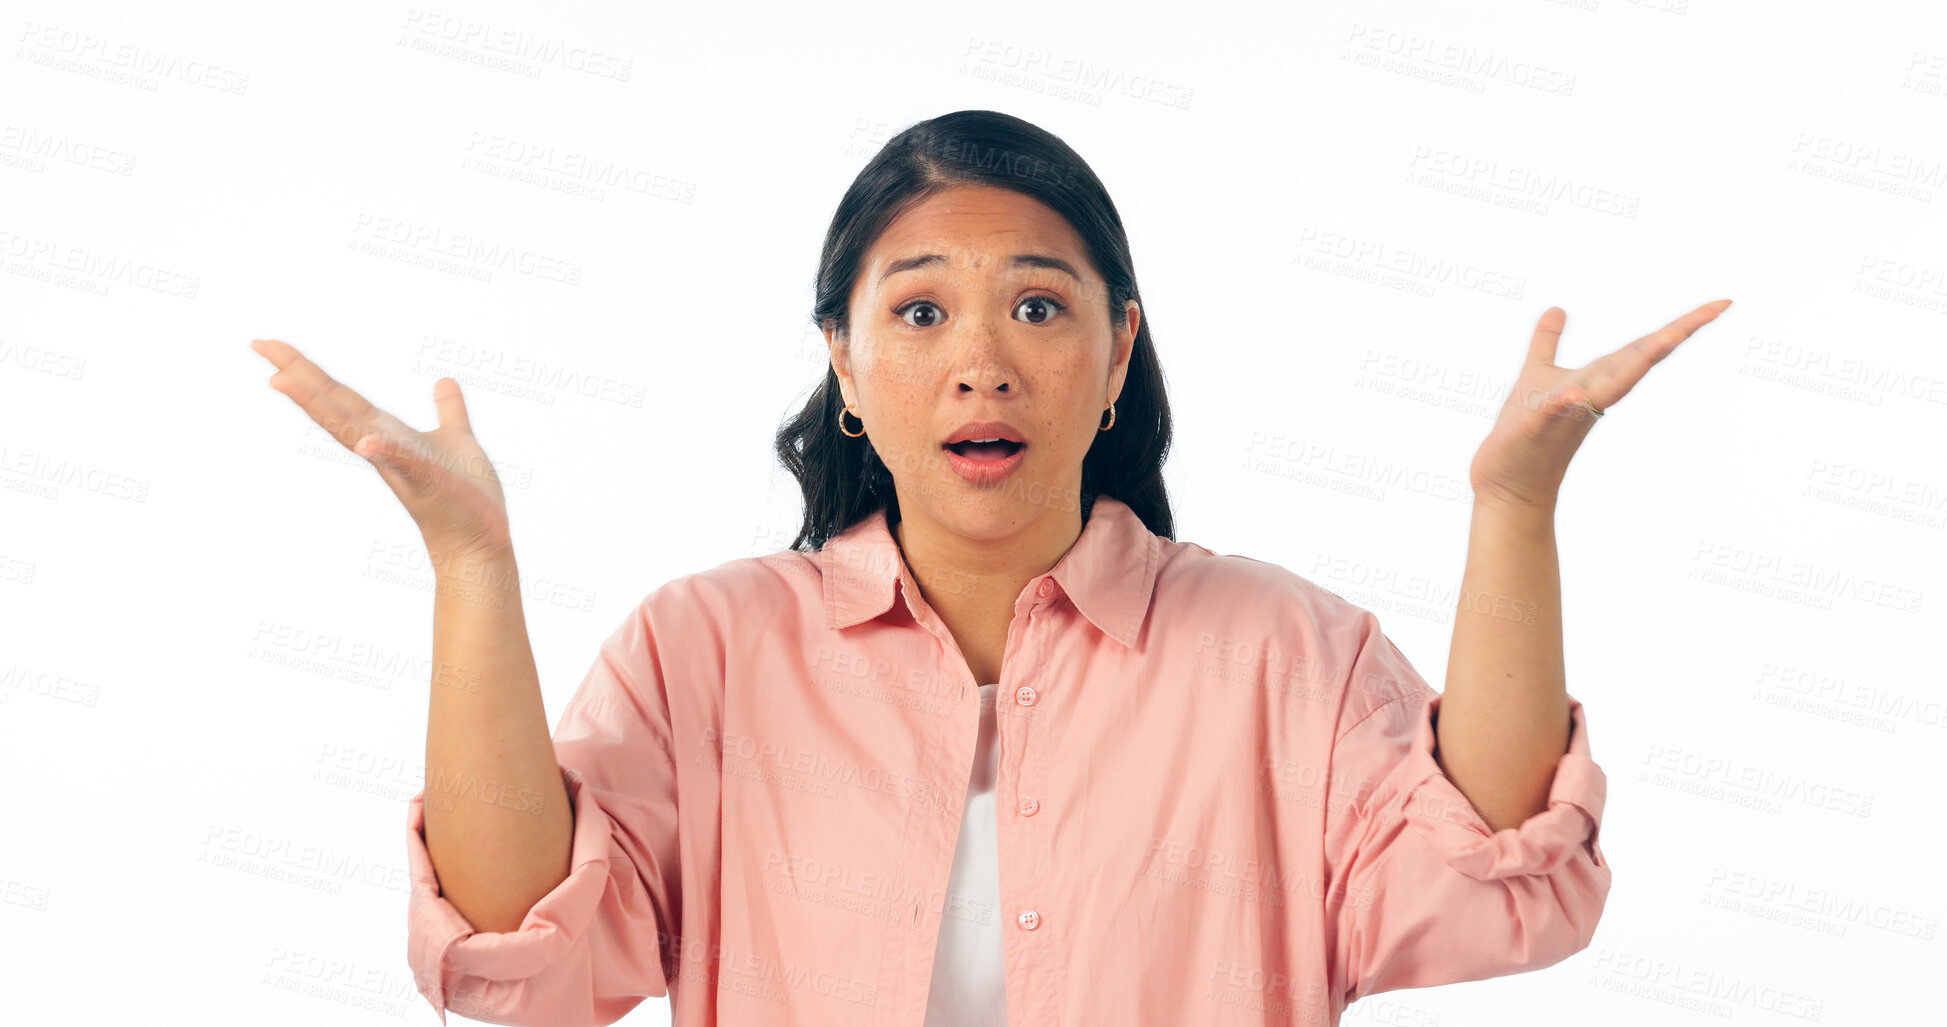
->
[820,494,1161,648]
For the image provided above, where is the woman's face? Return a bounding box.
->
[829,184,1139,540]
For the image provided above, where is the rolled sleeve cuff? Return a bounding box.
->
[1398,691,1607,881]
[405,764,618,1021]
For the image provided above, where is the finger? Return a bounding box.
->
[1580,299,1732,410]
[1526,306,1567,367]
[432,377,472,435]
[356,430,439,495]
[253,338,416,453]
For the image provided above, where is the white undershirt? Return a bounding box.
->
[923,682,1009,1026]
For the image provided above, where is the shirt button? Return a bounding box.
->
[1036,579,1055,598]
[1017,908,1040,930]
[1018,797,1039,816]
[1014,685,1037,707]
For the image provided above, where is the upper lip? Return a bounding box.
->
[943,421,1026,446]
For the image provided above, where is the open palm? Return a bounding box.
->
[1469,299,1733,513]
[252,338,512,561]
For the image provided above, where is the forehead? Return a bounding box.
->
[863,185,1086,279]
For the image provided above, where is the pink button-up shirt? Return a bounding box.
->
[404,494,1611,1026]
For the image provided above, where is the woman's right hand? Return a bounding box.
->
[252,338,513,563]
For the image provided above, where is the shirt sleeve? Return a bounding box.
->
[1322,615,1611,1007]
[404,599,682,1026]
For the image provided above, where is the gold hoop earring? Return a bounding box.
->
[1098,401,1116,431]
[839,403,866,438]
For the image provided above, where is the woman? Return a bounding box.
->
[253,110,1728,1027]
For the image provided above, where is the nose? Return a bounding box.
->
[954,329,1016,394]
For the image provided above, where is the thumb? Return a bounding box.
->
[433,377,473,435]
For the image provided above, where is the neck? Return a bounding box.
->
[889,495,1086,634]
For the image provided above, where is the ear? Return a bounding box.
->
[1106,299,1140,403]
[825,321,854,404]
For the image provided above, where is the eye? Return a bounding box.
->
[891,294,1068,329]
[896,300,944,328]
[1014,295,1066,324]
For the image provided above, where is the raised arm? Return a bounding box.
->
[1441,299,1731,829]
[254,340,676,1025]
[252,338,571,933]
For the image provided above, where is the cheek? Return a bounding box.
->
[864,366,927,410]
[1045,354,1107,421]
[860,338,945,392]
[860,377,933,453]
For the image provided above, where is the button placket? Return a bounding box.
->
[1009,593,1053,954]
[1013,587,1047,827]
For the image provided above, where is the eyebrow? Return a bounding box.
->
[878,253,1084,285]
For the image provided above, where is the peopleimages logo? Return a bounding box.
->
[348,213,585,285]
[398,10,633,81]
[15,22,250,94]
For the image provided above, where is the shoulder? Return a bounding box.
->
[631,548,824,636]
[1155,538,1427,715]
[1155,537,1370,634]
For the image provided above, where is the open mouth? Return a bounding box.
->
[943,439,1025,461]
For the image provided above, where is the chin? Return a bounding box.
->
[939,492,1023,535]
[899,483,1026,539]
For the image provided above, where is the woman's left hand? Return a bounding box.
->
[1469,299,1734,515]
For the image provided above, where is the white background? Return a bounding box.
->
[2,0,1942,1024]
